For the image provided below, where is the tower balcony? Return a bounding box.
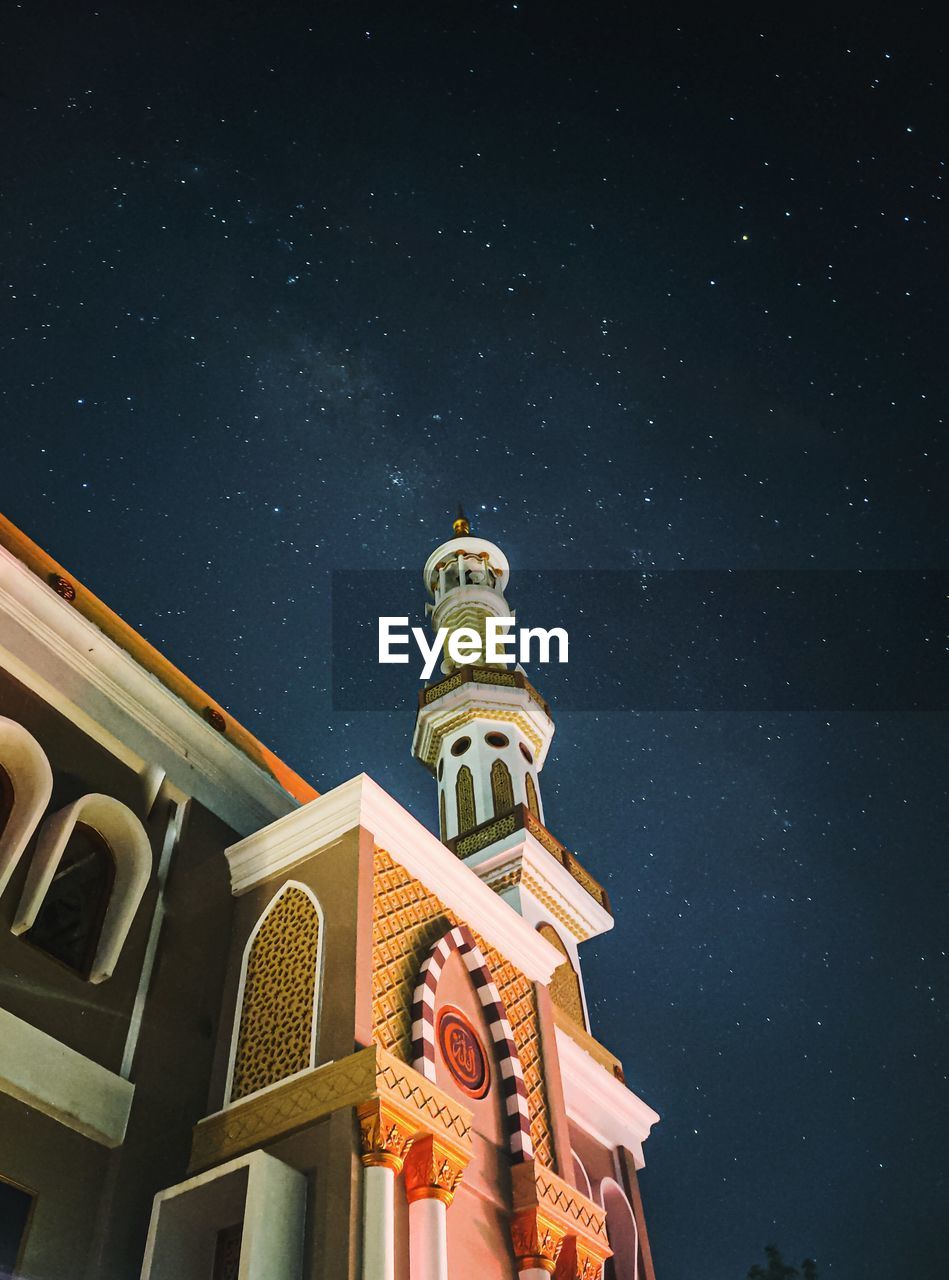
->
[418,663,550,717]
[444,803,611,917]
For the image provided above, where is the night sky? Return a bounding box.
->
[2,4,947,1277]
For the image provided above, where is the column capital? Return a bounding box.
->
[555,1236,608,1280]
[403,1132,470,1207]
[510,1207,567,1275]
[357,1099,415,1174]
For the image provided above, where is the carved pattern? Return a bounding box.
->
[513,1162,611,1280]
[371,849,554,1168]
[525,772,539,818]
[230,886,320,1101]
[424,672,465,703]
[483,863,592,942]
[403,1134,469,1206]
[417,707,545,768]
[533,1168,609,1244]
[510,1209,566,1273]
[575,1242,606,1280]
[455,765,476,835]
[191,1045,472,1172]
[357,1099,414,1172]
[491,758,515,816]
[411,927,533,1160]
[536,924,586,1027]
[454,811,518,858]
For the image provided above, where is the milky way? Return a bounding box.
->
[2,5,946,1276]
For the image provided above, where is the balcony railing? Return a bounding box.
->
[418,664,551,717]
[445,804,611,915]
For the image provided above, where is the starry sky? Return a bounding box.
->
[2,4,947,1277]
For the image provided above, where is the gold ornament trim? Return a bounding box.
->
[510,1160,611,1273]
[481,860,593,942]
[417,704,546,768]
[189,1044,472,1173]
[357,1098,415,1173]
[371,848,556,1169]
[510,1209,566,1273]
[403,1133,470,1206]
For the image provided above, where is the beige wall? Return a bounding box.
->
[205,824,367,1114]
[0,1095,110,1280]
[0,666,243,1280]
[0,671,162,1071]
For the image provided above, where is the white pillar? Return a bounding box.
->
[362,1164,396,1280]
[408,1195,448,1280]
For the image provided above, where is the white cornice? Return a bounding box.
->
[0,547,297,835]
[226,773,564,985]
[471,835,614,942]
[0,1008,134,1147]
[556,1027,660,1169]
[413,680,554,767]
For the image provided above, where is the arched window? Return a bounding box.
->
[228,882,323,1103]
[27,823,114,976]
[455,766,476,835]
[0,717,53,899]
[524,772,539,819]
[490,758,514,817]
[536,923,586,1027]
[13,793,151,983]
[439,791,447,840]
[600,1178,639,1280]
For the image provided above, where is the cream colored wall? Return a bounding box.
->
[428,948,518,1278]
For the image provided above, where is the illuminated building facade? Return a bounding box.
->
[0,511,659,1280]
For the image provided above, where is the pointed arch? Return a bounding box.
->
[410,924,533,1161]
[524,772,539,819]
[600,1178,639,1280]
[439,790,447,841]
[536,923,586,1028]
[0,716,53,899]
[455,765,476,834]
[13,793,150,983]
[227,881,324,1103]
[490,758,514,816]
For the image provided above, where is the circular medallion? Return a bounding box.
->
[436,1006,490,1099]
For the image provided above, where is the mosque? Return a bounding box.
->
[0,509,660,1280]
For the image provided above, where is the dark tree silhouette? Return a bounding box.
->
[747,1245,818,1280]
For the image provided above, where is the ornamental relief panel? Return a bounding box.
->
[230,884,321,1101]
[371,847,554,1168]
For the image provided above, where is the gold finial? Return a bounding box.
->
[452,504,470,537]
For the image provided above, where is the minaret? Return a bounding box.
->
[412,513,615,1033]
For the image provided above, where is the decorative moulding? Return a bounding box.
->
[225,773,563,985]
[555,1026,660,1168]
[0,546,297,834]
[412,680,555,770]
[12,793,152,983]
[0,715,53,897]
[190,1043,473,1173]
[469,834,615,942]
